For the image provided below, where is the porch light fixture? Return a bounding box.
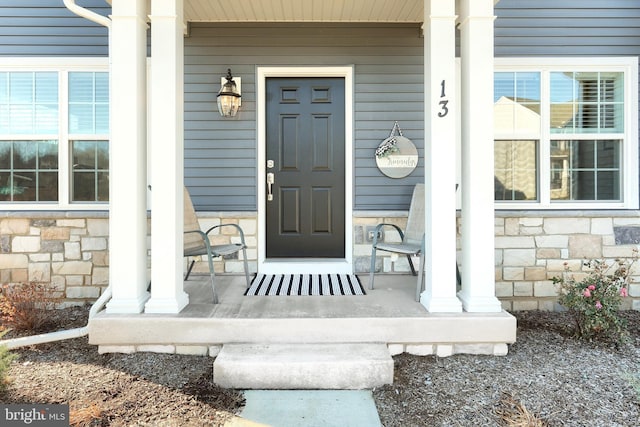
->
[217,68,241,117]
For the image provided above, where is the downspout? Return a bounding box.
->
[0,287,112,349]
[63,0,111,28]
[0,1,116,350]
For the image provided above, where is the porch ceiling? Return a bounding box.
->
[184,0,424,23]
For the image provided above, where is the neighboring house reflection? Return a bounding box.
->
[494,95,578,202]
[494,176,526,200]
[494,96,540,201]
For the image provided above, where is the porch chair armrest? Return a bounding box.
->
[204,223,247,246]
[371,223,405,246]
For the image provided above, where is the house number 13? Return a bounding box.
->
[438,80,449,118]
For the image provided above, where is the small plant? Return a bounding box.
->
[0,282,62,332]
[496,392,547,427]
[70,402,103,427]
[0,330,17,392]
[622,371,640,403]
[552,253,636,342]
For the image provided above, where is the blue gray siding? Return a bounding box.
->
[188,1,640,211]
[184,23,425,211]
[495,0,640,57]
[0,0,108,56]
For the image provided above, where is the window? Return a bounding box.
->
[69,72,109,202]
[494,58,638,209]
[0,59,109,209]
[72,140,109,202]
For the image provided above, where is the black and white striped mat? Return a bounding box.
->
[245,274,365,296]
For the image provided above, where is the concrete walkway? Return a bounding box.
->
[227,390,382,427]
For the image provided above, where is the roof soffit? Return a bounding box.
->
[184,0,424,23]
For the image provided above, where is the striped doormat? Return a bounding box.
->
[245,274,366,296]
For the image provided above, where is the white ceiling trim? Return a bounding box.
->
[184,0,424,23]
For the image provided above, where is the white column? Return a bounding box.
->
[420,0,462,312]
[106,0,149,313]
[457,0,503,312]
[145,0,189,313]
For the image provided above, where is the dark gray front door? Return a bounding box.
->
[266,77,345,258]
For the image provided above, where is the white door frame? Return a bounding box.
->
[257,66,354,274]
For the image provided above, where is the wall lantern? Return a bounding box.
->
[217,68,241,117]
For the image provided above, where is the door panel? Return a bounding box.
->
[266,77,345,258]
[312,187,332,233]
[280,187,300,233]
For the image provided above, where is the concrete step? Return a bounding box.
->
[213,343,393,390]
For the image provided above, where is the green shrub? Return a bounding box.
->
[552,254,636,342]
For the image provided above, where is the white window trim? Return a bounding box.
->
[494,57,639,210]
[0,57,109,211]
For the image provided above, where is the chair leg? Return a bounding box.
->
[210,271,219,304]
[204,252,218,304]
[406,254,417,275]
[184,259,196,280]
[369,247,377,290]
[241,247,250,288]
[416,253,425,302]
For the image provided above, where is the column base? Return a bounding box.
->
[144,292,189,314]
[106,292,150,314]
[458,291,503,313]
[420,293,463,313]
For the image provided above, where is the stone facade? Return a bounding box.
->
[2,210,639,311]
[493,212,640,312]
[0,214,110,306]
[0,212,259,307]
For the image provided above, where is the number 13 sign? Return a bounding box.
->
[438,80,449,118]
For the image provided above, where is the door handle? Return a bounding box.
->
[267,172,274,201]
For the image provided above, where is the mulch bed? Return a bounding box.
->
[1,306,639,426]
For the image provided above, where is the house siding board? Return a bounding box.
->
[184,23,425,211]
[494,0,640,57]
[0,1,109,57]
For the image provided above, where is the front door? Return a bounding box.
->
[265,77,345,258]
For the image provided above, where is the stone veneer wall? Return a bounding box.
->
[355,210,640,311]
[0,213,110,306]
[2,210,639,311]
[0,212,258,307]
[493,211,640,312]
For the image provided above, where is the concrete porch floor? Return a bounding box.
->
[89,274,516,357]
